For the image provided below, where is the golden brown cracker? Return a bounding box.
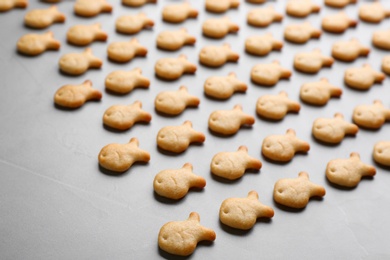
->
[155,86,200,115]
[251,60,292,86]
[208,105,255,135]
[103,101,151,131]
[24,5,65,29]
[299,78,342,106]
[17,31,60,56]
[54,80,102,108]
[262,129,310,162]
[274,172,326,209]
[107,38,147,63]
[67,23,108,46]
[219,191,274,230]
[158,212,216,256]
[204,72,247,100]
[211,146,261,180]
[153,163,206,200]
[155,54,197,80]
[157,121,205,153]
[312,113,358,144]
[256,91,300,120]
[98,138,150,173]
[59,48,102,76]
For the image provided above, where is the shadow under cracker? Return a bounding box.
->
[16,49,56,58]
[208,128,237,138]
[343,84,373,93]
[198,62,227,71]
[155,109,181,118]
[54,103,80,111]
[374,162,390,171]
[157,146,199,157]
[354,125,382,132]
[99,164,126,176]
[157,241,214,259]
[203,92,246,102]
[58,68,85,78]
[153,188,204,205]
[102,122,150,133]
[261,154,292,166]
[272,201,306,213]
[98,161,149,177]
[154,73,181,82]
[210,171,245,184]
[310,135,342,147]
[219,221,253,236]
[153,191,187,205]
[325,175,374,190]
[256,114,285,123]
[158,247,192,260]
[251,79,289,88]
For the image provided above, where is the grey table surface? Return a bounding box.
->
[1,0,390,259]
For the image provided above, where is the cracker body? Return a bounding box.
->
[245,33,283,56]
[107,38,147,63]
[326,153,376,187]
[155,54,197,80]
[157,121,205,153]
[209,105,254,135]
[284,22,321,44]
[17,31,60,56]
[286,0,320,18]
[105,68,150,94]
[359,2,390,23]
[251,60,292,86]
[332,39,370,62]
[211,146,261,180]
[162,3,198,23]
[54,80,102,108]
[103,101,151,130]
[157,28,196,51]
[67,23,107,46]
[158,212,216,256]
[116,13,154,34]
[98,138,150,173]
[204,72,247,99]
[294,49,334,74]
[353,100,390,129]
[373,30,390,50]
[262,129,310,162]
[381,56,390,75]
[59,48,102,76]
[256,91,300,120]
[205,0,239,13]
[220,191,274,230]
[300,78,342,106]
[325,0,356,8]
[153,163,206,200]
[344,64,385,90]
[312,113,358,144]
[74,0,112,17]
[373,141,390,166]
[155,86,200,115]
[202,17,239,39]
[122,0,156,7]
[24,5,65,29]
[247,6,283,27]
[274,172,326,209]
[199,44,239,67]
[322,12,357,33]
[0,0,27,12]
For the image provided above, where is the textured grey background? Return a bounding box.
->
[1,0,390,259]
